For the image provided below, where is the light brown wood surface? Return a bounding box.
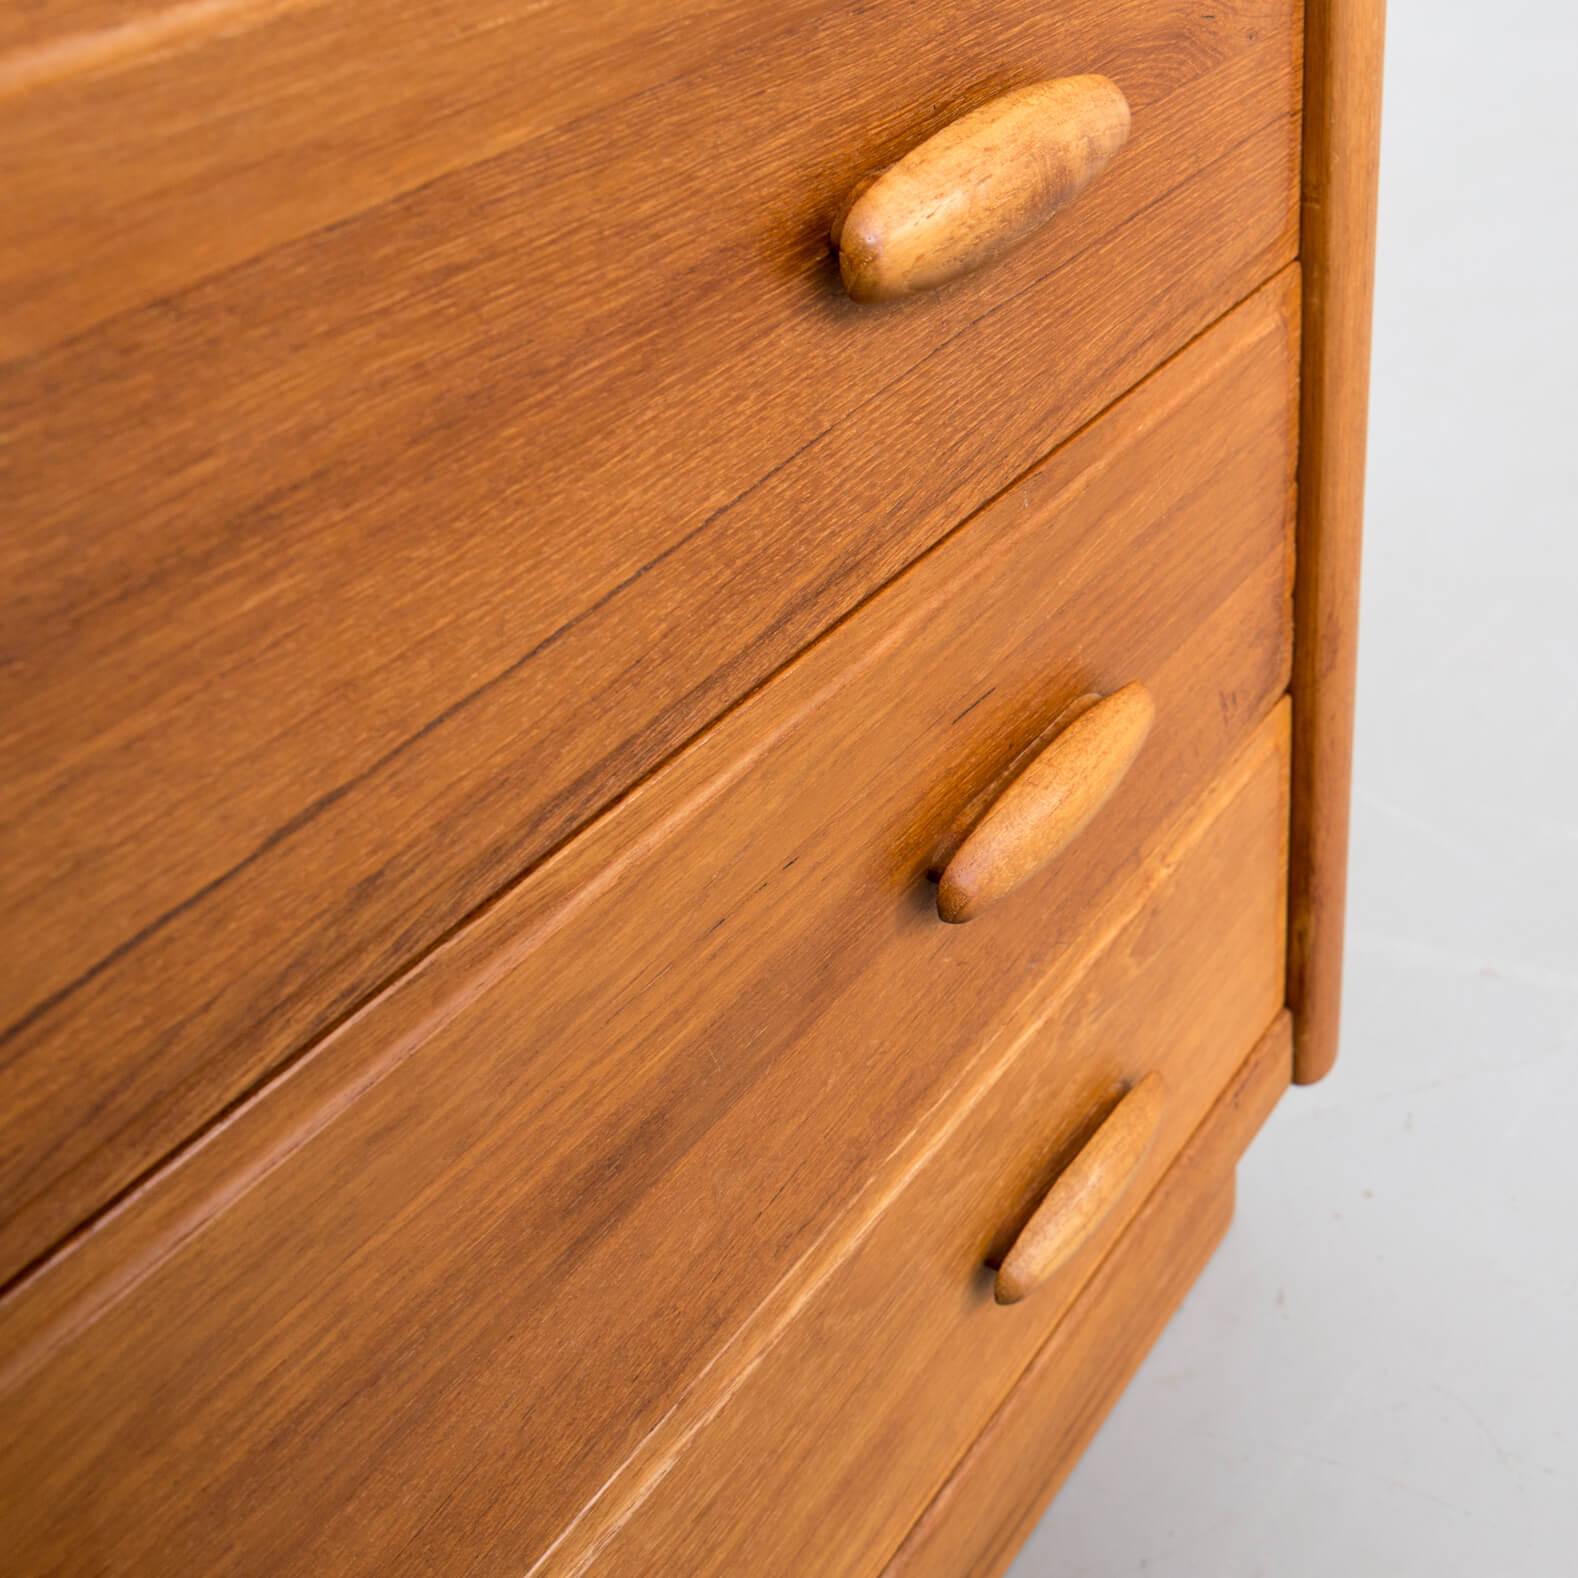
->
[573,710,1289,1578]
[886,1012,1293,1578]
[938,682,1156,924]
[834,76,1132,302]
[994,1070,1165,1305]
[0,0,1298,355]
[1289,0,1385,1083]
[0,0,1303,1281]
[0,283,1296,1575]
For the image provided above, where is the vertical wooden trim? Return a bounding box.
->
[1290,0,1386,1083]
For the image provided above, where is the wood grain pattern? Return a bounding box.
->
[0,0,1297,356]
[0,16,1302,1284]
[0,0,833,343]
[834,76,1132,302]
[938,681,1156,924]
[576,712,1289,1578]
[0,284,1297,1575]
[994,1070,1165,1305]
[1289,0,1385,1083]
[885,1013,1292,1578]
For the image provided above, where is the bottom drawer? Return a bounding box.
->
[887,1012,1293,1578]
[565,702,1291,1576]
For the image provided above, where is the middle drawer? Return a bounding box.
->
[0,275,1297,1575]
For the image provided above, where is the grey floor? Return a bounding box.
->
[1008,6,1578,1574]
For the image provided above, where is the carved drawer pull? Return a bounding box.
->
[832,75,1132,302]
[935,681,1154,924]
[995,1073,1166,1305]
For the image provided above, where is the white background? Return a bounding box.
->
[1009,4,1578,1572]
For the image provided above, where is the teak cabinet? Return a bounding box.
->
[0,0,1383,1572]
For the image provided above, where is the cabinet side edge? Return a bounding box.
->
[1289,0,1386,1083]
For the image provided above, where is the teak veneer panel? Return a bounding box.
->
[0,280,1297,1574]
[885,1013,1292,1578]
[0,0,1296,354]
[0,16,1301,1280]
[574,711,1289,1577]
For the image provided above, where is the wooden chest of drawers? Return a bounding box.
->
[0,0,1383,1572]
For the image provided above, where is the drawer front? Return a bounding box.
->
[3,0,1299,350]
[0,277,1296,1575]
[885,1014,1292,1578]
[577,707,1290,1577]
[0,0,1301,1278]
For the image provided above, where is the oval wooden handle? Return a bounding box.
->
[936,681,1154,924]
[832,75,1131,303]
[995,1073,1165,1305]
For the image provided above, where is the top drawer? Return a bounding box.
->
[0,275,1297,1575]
[0,0,1301,1280]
